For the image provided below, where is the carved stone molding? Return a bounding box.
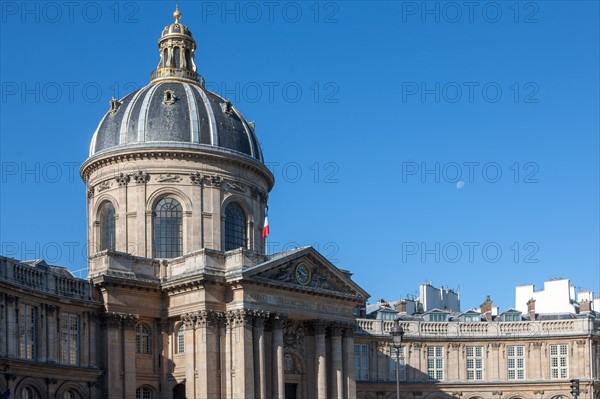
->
[156,173,182,183]
[225,309,255,327]
[189,171,203,185]
[160,319,173,335]
[224,180,246,193]
[343,325,355,338]
[204,174,223,187]
[189,172,224,187]
[103,312,139,328]
[45,304,58,315]
[250,186,267,203]
[132,171,150,184]
[115,172,130,186]
[181,310,223,328]
[311,320,327,335]
[283,320,305,353]
[329,323,343,337]
[97,180,112,192]
[87,186,94,199]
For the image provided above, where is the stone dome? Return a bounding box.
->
[87,6,264,163]
[89,82,263,162]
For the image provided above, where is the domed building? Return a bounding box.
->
[2,8,598,399]
[0,8,368,399]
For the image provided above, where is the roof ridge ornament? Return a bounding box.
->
[173,4,181,23]
[150,5,200,84]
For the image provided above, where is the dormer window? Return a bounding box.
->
[109,98,120,113]
[427,312,448,322]
[163,90,176,105]
[221,101,234,116]
[504,313,521,322]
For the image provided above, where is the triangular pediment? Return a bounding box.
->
[242,247,369,300]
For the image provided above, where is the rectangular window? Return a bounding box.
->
[466,346,484,380]
[507,345,525,380]
[504,313,520,321]
[389,346,406,381]
[60,313,79,365]
[354,344,369,381]
[550,344,568,379]
[18,304,36,360]
[427,346,444,380]
[429,314,447,322]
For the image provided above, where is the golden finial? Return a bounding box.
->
[173,4,181,23]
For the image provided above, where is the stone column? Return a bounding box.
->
[0,294,6,357]
[343,326,356,399]
[104,314,124,399]
[160,320,171,399]
[227,309,255,399]
[6,296,17,358]
[47,305,58,363]
[314,321,328,399]
[253,314,268,399]
[330,325,344,399]
[305,328,316,399]
[194,310,221,399]
[131,171,149,257]
[123,316,137,399]
[89,312,98,367]
[271,316,285,399]
[38,304,48,363]
[183,314,196,399]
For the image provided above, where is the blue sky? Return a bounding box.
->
[1,1,598,312]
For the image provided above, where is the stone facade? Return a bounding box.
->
[354,317,600,399]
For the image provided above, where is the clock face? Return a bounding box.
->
[295,263,311,285]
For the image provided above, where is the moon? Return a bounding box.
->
[456,181,465,189]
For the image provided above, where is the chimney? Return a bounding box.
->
[395,300,407,314]
[480,295,493,321]
[527,298,536,320]
[580,300,592,314]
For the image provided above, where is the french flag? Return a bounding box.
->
[262,209,270,239]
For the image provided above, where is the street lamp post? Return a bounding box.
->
[390,319,405,399]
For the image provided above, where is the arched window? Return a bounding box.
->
[173,47,181,68]
[99,202,116,251]
[224,202,247,251]
[176,324,185,354]
[136,323,151,354]
[162,48,169,67]
[63,390,80,399]
[136,387,153,399]
[185,49,191,68]
[153,197,183,258]
[21,387,39,399]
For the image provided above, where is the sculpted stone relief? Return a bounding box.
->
[254,260,350,295]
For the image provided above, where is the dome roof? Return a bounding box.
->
[87,7,264,163]
[89,82,263,162]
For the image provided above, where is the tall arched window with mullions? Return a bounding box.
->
[99,202,115,251]
[153,197,183,258]
[224,202,247,251]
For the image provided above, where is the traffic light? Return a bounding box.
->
[570,379,580,397]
